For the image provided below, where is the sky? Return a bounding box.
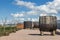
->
[0,0,60,24]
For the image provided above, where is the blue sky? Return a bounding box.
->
[0,0,60,24]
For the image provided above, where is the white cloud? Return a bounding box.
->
[14,0,60,14]
[20,18,24,21]
[11,12,24,17]
[11,18,25,23]
[15,0,35,9]
[27,18,31,21]
[32,18,39,22]
[13,0,60,21]
[0,19,13,25]
[27,10,39,15]
[40,13,47,16]
[51,14,56,16]
[17,18,25,23]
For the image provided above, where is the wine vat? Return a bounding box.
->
[24,21,33,29]
[39,16,57,35]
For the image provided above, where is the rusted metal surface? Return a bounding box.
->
[39,16,57,32]
[16,23,24,29]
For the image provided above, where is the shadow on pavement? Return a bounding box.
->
[28,34,54,36]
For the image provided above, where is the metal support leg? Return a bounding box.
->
[51,30,56,36]
[40,31,43,36]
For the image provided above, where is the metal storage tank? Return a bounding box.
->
[24,21,33,29]
[16,23,24,29]
[39,16,57,35]
[33,22,39,28]
[57,20,60,29]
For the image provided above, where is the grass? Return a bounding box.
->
[0,26,18,37]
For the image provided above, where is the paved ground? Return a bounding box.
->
[0,29,60,40]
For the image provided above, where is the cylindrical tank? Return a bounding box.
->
[33,22,39,28]
[24,21,32,29]
[39,16,57,35]
[16,23,24,29]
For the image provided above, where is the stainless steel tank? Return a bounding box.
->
[24,21,32,29]
[39,16,57,35]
